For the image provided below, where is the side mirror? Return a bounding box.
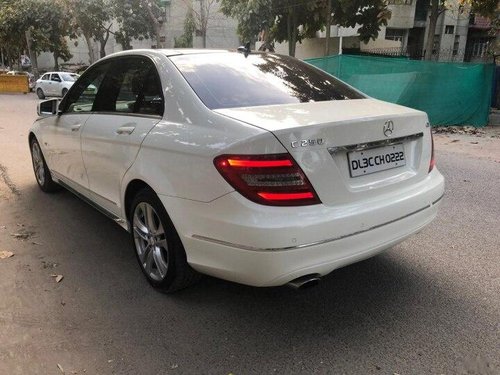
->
[37,98,60,117]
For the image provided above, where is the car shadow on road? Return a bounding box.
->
[16,183,495,374]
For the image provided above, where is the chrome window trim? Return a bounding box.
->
[328,132,424,155]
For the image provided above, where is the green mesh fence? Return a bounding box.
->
[306,54,494,127]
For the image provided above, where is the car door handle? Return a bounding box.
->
[71,124,82,132]
[116,126,135,135]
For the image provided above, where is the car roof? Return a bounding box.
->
[99,49,234,61]
[42,71,78,75]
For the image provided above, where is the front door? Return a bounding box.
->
[48,62,111,192]
[80,57,165,216]
[48,73,62,96]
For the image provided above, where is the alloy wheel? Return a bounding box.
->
[31,141,45,186]
[132,202,169,282]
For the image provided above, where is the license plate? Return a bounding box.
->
[348,144,406,177]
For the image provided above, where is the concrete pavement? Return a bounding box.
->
[0,93,498,374]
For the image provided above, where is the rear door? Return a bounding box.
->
[81,56,164,216]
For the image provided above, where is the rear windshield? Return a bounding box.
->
[170,52,364,110]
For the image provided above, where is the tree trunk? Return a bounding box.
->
[83,33,96,64]
[144,2,163,48]
[324,0,331,56]
[287,10,298,57]
[424,0,440,60]
[53,51,59,71]
[200,0,207,48]
[98,28,110,58]
[120,31,132,50]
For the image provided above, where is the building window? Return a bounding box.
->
[445,25,454,34]
[385,28,406,42]
[387,0,413,4]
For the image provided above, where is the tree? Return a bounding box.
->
[65,0,113,63]
[113,0,165,49]
[174,8,196,48]
[190,0,218,48]
[0,0,72,72]
[461,0,499,54]
[219,0,390,57]
[423,0,446,60]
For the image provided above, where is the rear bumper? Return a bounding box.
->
[159,169,444,287]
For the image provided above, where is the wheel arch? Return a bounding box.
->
[28,132,37,146]
[124,179,153,222]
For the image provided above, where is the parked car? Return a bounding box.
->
[6,70,35,90]
[35,72,79,99]
[29,49,444,293]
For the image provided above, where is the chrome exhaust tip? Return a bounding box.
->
[287,274,321,289]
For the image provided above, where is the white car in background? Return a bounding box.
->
[35,72,79,99]
[29,49,444,293]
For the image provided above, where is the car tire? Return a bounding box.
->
[62,88,68,97]
[130,188,200,293]
[29,137,60,193]
[36,88,45,99]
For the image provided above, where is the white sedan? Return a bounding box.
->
[35,71,79,99]
[29,49,444,292]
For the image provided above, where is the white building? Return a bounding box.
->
[37,0,239,71]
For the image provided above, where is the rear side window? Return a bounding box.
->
[170,52,364,110]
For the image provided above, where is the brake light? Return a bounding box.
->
[214,154,321,206]
[429,130,435,173]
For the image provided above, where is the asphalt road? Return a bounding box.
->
[0,94,499,375]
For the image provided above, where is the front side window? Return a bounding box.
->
[62,62,110,113]
[61,57,164,117]
[51,74,61,82]
[170,52,364,110]
[93,57,164,116]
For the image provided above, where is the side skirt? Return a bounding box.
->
[53,176,130,232]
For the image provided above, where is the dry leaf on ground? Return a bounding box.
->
[0,250,14,259]
[51,274,64,283]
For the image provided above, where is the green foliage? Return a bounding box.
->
[219,0,391,56]
[0,0,72,67]
[174,9,196,48]
[112,0,164,49]
[66,0,111,38]
[331,0,391,43]
[465,0,498,18]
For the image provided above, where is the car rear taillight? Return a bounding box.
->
[429,129,435,173]
[214,154,321,206]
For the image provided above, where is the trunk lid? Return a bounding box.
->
[214,99,432,206]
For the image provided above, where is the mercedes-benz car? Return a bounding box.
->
[29,49,444,292]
